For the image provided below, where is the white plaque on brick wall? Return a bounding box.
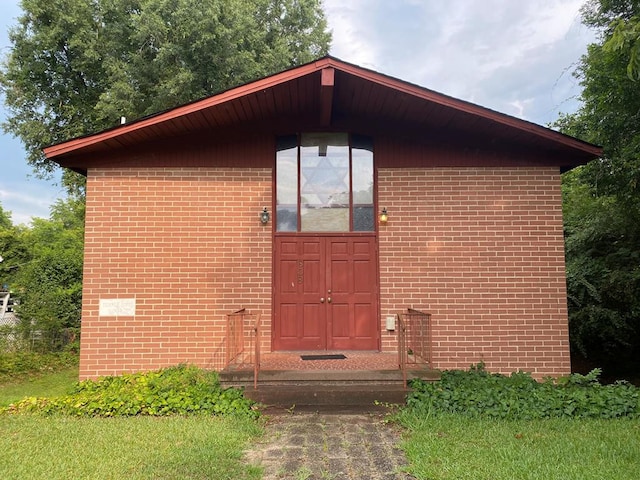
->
[99,298,136,317]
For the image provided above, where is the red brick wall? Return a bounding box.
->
[79,167,272,379]
[80,163,570,379]
[377,167,571,378]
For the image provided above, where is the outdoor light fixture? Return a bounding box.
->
[260,207,270,224]
[379,207,388,224]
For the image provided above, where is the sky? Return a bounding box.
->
[0,0,596,225]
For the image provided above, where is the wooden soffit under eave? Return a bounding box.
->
[43,56,602,165]
[325,62,602,161]
[43,58,339,161]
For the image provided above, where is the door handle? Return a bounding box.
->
[320,297,325,303]
[327,297,332,303]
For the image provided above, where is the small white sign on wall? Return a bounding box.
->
[99,298,136,317]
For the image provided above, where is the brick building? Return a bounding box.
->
[45,57,601,379]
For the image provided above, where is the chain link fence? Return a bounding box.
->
[1,291,79,353]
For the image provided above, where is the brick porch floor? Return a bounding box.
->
[258,351,401,371]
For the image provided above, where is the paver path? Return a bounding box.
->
[245,411,416,479]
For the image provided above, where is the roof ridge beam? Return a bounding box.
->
[319,67,335,127]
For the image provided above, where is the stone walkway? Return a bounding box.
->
[244,410,416,480]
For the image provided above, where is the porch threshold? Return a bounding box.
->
[257,351,406,371]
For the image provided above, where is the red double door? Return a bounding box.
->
[274,236,380,351]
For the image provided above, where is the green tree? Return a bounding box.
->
[0,0,331,191]
[0,204,28,291]
[606,15,640,79]
[558,0,640,373]
[582,0,640,79]
[562,170,640,368]
[10,198,85,350]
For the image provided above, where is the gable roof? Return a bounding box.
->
[44,56,601,170]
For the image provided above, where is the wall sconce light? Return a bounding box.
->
[260,207,270,225]
[379,207,388,224]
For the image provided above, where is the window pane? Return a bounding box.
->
[276,205,298,231]
[352,147,373,205]
[276,138,298,206]
[353,206,374,231]
[300,133,349,232]
[352,135,374,231]
[301,206,349,232]
[276,136,298,231]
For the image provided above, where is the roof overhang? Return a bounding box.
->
[44,56,602,172]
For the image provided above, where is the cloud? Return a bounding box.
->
[0,177,62,225]
[323,0,595,125]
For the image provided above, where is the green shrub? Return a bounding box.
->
[406,364,640,419]
[3,364,258,419]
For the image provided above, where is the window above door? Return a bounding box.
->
[276,133,374,232]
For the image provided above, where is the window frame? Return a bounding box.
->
[275,133,375,233]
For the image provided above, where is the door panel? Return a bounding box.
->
[274,238,325,350]
[327,237,378,350]
[274,236,379,351]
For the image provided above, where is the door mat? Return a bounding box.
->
[300,354,347,360]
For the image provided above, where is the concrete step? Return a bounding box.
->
[221,368,404,386]
[219,367,439,408]
[242,384,410,408]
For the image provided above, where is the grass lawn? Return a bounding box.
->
[3,365,639,479]
[0,415,262,480]
[398,413,640,480]
[0,365,263,479]
[0,366,79,407]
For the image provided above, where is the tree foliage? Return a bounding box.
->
[582,0,640,79]
[0,0,331,190]
[559,0,640,373]
[605,15,640,79]
[563,171,640,366]
[3,198,85,350]
[0,205,28,290]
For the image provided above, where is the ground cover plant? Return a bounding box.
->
[397,364,640,479]
[405,364,639,419]
[2,364,258,418]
